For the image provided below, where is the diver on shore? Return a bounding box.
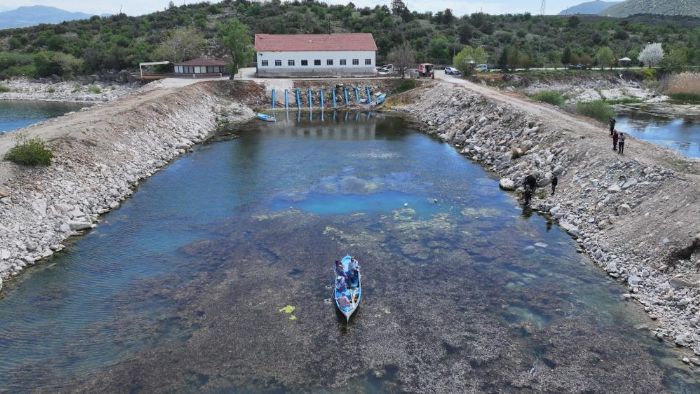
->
[523,174,537,206]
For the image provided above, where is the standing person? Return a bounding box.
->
[618,132,625,154]
[609,118,616,135]
[551,175,558,196]
[523,174,537,206]
[612,129,619,151]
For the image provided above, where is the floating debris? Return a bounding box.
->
[279,305,296,314]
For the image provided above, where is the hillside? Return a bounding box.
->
[0,1,698,79]
[0,6,96,29]
[559,1,620,15]
[601,0,700,17]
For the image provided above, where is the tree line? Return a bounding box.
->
[0,0,697,79]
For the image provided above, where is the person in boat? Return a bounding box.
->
[337,294,352,308]
[347,258,360,286]
[335,260,346,278]
[335,275,347,294]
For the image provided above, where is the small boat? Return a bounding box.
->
[256,113,276,122]
[361,92,387,108]
[334,255,362,322]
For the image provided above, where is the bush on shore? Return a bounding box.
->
[670,93,700,104]
[532,90,564,106]
[4,135,53,166]
[395,79,417,93]
[576,100,614,122]
[0,84,10,93]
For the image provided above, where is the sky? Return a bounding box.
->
[0,0,610,16]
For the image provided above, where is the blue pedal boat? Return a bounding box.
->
[334,255,362,322]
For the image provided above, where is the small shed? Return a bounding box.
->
[174,58,229,77]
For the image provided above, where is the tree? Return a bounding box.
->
[457,23,473,44]
[388,42,416,79]
[218,18,254,77]
[154,27,206,63]
[595,46,615,70]
[661,47,688,72]
[428,35,450,63]
[567,16,580,28]
[562,47,572,65]
[638,43,664,68]
[453,46,487,75]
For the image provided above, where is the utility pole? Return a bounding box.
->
[540,0,546,16]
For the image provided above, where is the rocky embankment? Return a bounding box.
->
[399,83,700,357]
[496,73,666,104]
[0,78,135,103]
[0,81,256,291]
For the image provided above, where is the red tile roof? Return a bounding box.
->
[175,58,228,66]
[255,33,377,52]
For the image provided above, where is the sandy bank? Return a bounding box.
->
[0,80,259,290]
[397,81,700,357]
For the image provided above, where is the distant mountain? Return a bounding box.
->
[559,1,620,15]
[0,5,97,29]
[600,0,700,18]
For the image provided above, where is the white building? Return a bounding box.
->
[254,33,377,77]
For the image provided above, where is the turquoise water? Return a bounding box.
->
[0,113,697,392]
[0,100,85,133]
[615,115,700,158]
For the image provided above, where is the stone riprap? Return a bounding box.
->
[0,81,255,291]
[0,78,135,103]
[399,83,700,355]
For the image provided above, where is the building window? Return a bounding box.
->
[261,60,268,67]
[314,59,321,66]
[340,59,346,66]
[327,59,333,66]
[288,60,295,66]
[301,60,308,66]
[275,60,282,66]
[352,59,359,65]
[365,59,372,65]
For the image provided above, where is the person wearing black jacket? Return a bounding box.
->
[609,118,616,135]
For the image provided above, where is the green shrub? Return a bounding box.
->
[640,68,657,80]
[576,100,614,122]
[395,79,417,93]
[670,93,700,104]
[0,84,9,93]
[4,135,53,166]
[603,97,643,105]
[47,87,56,93]
[532,90,564,106]
[88,85,102,94]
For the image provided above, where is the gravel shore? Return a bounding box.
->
[0,77,136,103]
[399,82,700,357]
[0,81,256,291]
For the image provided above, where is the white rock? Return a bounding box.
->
[607,184,621,193]
[499,178,516,191]
[68,221,92,231]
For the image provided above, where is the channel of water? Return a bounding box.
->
[0,111,698,391]
[0,100,85,133]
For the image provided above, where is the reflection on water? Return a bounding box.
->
[0,100,86,133]
[0,112,698,392]
[615,114,700,158]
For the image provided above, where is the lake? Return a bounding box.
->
[615,113,700,159]
[0,112,697,392]
[0,100,85,133]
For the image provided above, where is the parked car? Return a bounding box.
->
[444,66,461,75]
[475,64,489,72]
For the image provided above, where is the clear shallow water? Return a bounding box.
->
[615,114,700,158]
[0,113,698,392]
[0,100,85,133]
